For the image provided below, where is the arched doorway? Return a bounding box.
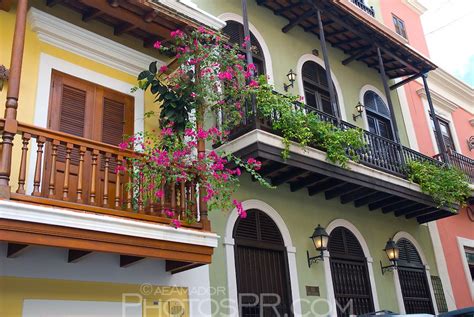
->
[233,209,293,316]
[328,227,374,317]
[396,238,435,314]
[301,60,340,117]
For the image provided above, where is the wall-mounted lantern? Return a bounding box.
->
[380,238,399,274]
[0,65,9,92]
[307,224,329,267]
[284,69,297,92]
[353,102,365,121]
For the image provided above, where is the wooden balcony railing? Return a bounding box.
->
[349,0,375,17]
[0,120,206,230]
[227,101,457,182]
[434,149,474,183]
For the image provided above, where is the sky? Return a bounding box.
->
[419,0,474,87]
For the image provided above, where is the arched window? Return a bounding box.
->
[396,238,435,314]
[222,20,266,76]
[363,90,394,140]
[302,61,339,116]
[328,227,374,317]
[233,209,292,316]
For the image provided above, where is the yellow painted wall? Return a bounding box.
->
[0,276,190,317]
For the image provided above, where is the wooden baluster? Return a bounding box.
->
[90,150,99,205]
[190,181,197,220]
[62,143,73,200]
[114,155,123,209]
[32,136,46,196]
[76,146,86,203]
[16,132,31,194]
[126,160,133,211]
[170,181,176,214]
[180,182,185,219]
[160,180,165,216]
[138,179,144,213]
[149,177,155,215]
[103,153,110,207]
[47,140,60,198]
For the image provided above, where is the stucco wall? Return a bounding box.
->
[209,176,439,315]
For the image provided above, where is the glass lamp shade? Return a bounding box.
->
[384,238,400,262]
[287,69,296,82]
[311,224,329,251]
[355,102,364,114]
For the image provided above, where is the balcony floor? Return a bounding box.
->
[219,129,456,224]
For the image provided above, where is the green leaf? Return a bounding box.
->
[149,61,157,74]
[138,70,150,80]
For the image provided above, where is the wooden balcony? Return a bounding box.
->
[222,102,472,224]
[0,119,207,230]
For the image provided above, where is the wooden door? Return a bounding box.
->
[397,238,434,314]
[43,71,134,206]
[328,227,374,317]
[233,210,293,317]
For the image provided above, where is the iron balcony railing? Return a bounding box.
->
[350,0,376,17]
[227,100,473,183]
[434,149,474,183]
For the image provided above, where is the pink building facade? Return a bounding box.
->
[378,0,474,310]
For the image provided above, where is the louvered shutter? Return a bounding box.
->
[58,85,87,137]
[102,97,126,146]
[234,209,284,245]
[397,238,423,265]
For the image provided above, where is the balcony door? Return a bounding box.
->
[363,90,393,140]
[43,70,134,206]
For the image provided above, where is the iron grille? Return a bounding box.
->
[431,275,448,313]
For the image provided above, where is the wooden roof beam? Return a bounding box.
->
[331,36,362,46]
[68,250,92,263]
[82,8,103,22]
[46,0,65,7]
[143,9,159,23]
[7,243,29,258]
[114,23,137,36]
[275,1,303,15]
[282,9,315,33]
[390,71,424,90]
[342,45,372,65]
[120,255,145,268]
[80,0,170,38]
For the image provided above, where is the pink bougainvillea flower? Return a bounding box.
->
[161,127,173,136]
[249,80,259,88]
[155,189,164,200]
[171,219,182,228]
[190,92,197,98]
[247,63,256,71]
[153,40,161,49]
[233,199,247,218]
[164,209,174,218]
[159,65,168,73]
[114,164,126,174]
[118,141,128,150]
[170,29,184,38]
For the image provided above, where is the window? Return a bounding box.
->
[222,20,266,76]
[430,114,456,151]
[301,61,340,116]
[465,247,474,282]
[363,90,394,140]
[392,14,407,39]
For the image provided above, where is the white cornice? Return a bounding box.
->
[155,0,226,30]
[0,200,218,248]
[28,8,164,76]
[402,0,428,15]
[417,88,460,113]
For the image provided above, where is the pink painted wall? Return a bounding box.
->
[379,0,474,309]
[437,208,474,308]
[452,107,474,158]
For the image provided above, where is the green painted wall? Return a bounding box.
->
[194,0,410,146]
[208,176,438,315]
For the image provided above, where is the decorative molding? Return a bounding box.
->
[155,0,226,30]
[0,200,218,248]
[27,8,163,76]
[402,0,428,15]
[417,88,459,113]
[296,54,347,121]
[224,199,302,316]
[217,13,275,85]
